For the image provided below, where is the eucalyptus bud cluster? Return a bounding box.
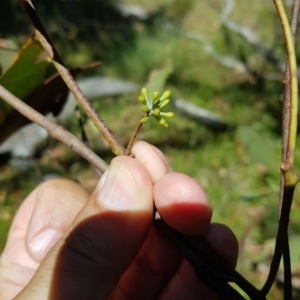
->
[138,87,175,128]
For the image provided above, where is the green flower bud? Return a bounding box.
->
[141,87,148,98]
[141,105,150,112]
[160,112,175,118]
[140,116,149,124]
[138,95,145,103]
[152,92,160,101]
[159,118,168,128]
[154,115,168,128]
[137,88,174,129]
[160,90,171,101]
[152,108,160,116]
[158,99,170,108]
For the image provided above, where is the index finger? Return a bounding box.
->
[131,141,168,183]
[132,141,212,236]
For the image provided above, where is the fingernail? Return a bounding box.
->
[98,161,141,210]
[30,228,63,261]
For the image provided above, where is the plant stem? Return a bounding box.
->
[125,114,147,155]
[261,0,299,296]
[18,0,125,156]
[280,2,300,298]
[0,85,108,174]
[276,0,298,167]
[280,0,300,203]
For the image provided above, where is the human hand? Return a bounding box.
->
[0,141,238,300]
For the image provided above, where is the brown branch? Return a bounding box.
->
[281,0,300,191]
[261,0,300,296]
[261,184,296,296]
[18,0,125,156]
[280,0,300,296]
[0,85,108,174]
[125,115,146,155]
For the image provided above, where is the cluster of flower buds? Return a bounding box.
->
[138,87,175,128]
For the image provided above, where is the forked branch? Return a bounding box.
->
[18,0,125,156]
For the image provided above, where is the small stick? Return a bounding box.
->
[125,114,147,155]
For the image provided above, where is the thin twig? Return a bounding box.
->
[18,0,125,156]
[280,0,300,204]
[0,85,108,174]
[279,2,299,167]
[262,185,296,296]
[261,0,299,296]
[125,115,146,155]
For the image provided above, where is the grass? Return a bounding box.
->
[1,1,299,298]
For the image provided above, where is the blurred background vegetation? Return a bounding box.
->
[1,0,300,298]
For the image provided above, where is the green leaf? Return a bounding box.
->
[0,67,85,144]
[0,38,49,121]
[0,38,19,75]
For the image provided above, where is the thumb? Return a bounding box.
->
[16,156,154,300]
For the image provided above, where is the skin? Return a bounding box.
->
[0,141,238,300]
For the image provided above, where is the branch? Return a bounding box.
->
[280,1,300,297]
[281,0,300,164]
[125,116,145,155]
[18,0,125,156]
[0,85,108,174]
[261,0,299,296]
